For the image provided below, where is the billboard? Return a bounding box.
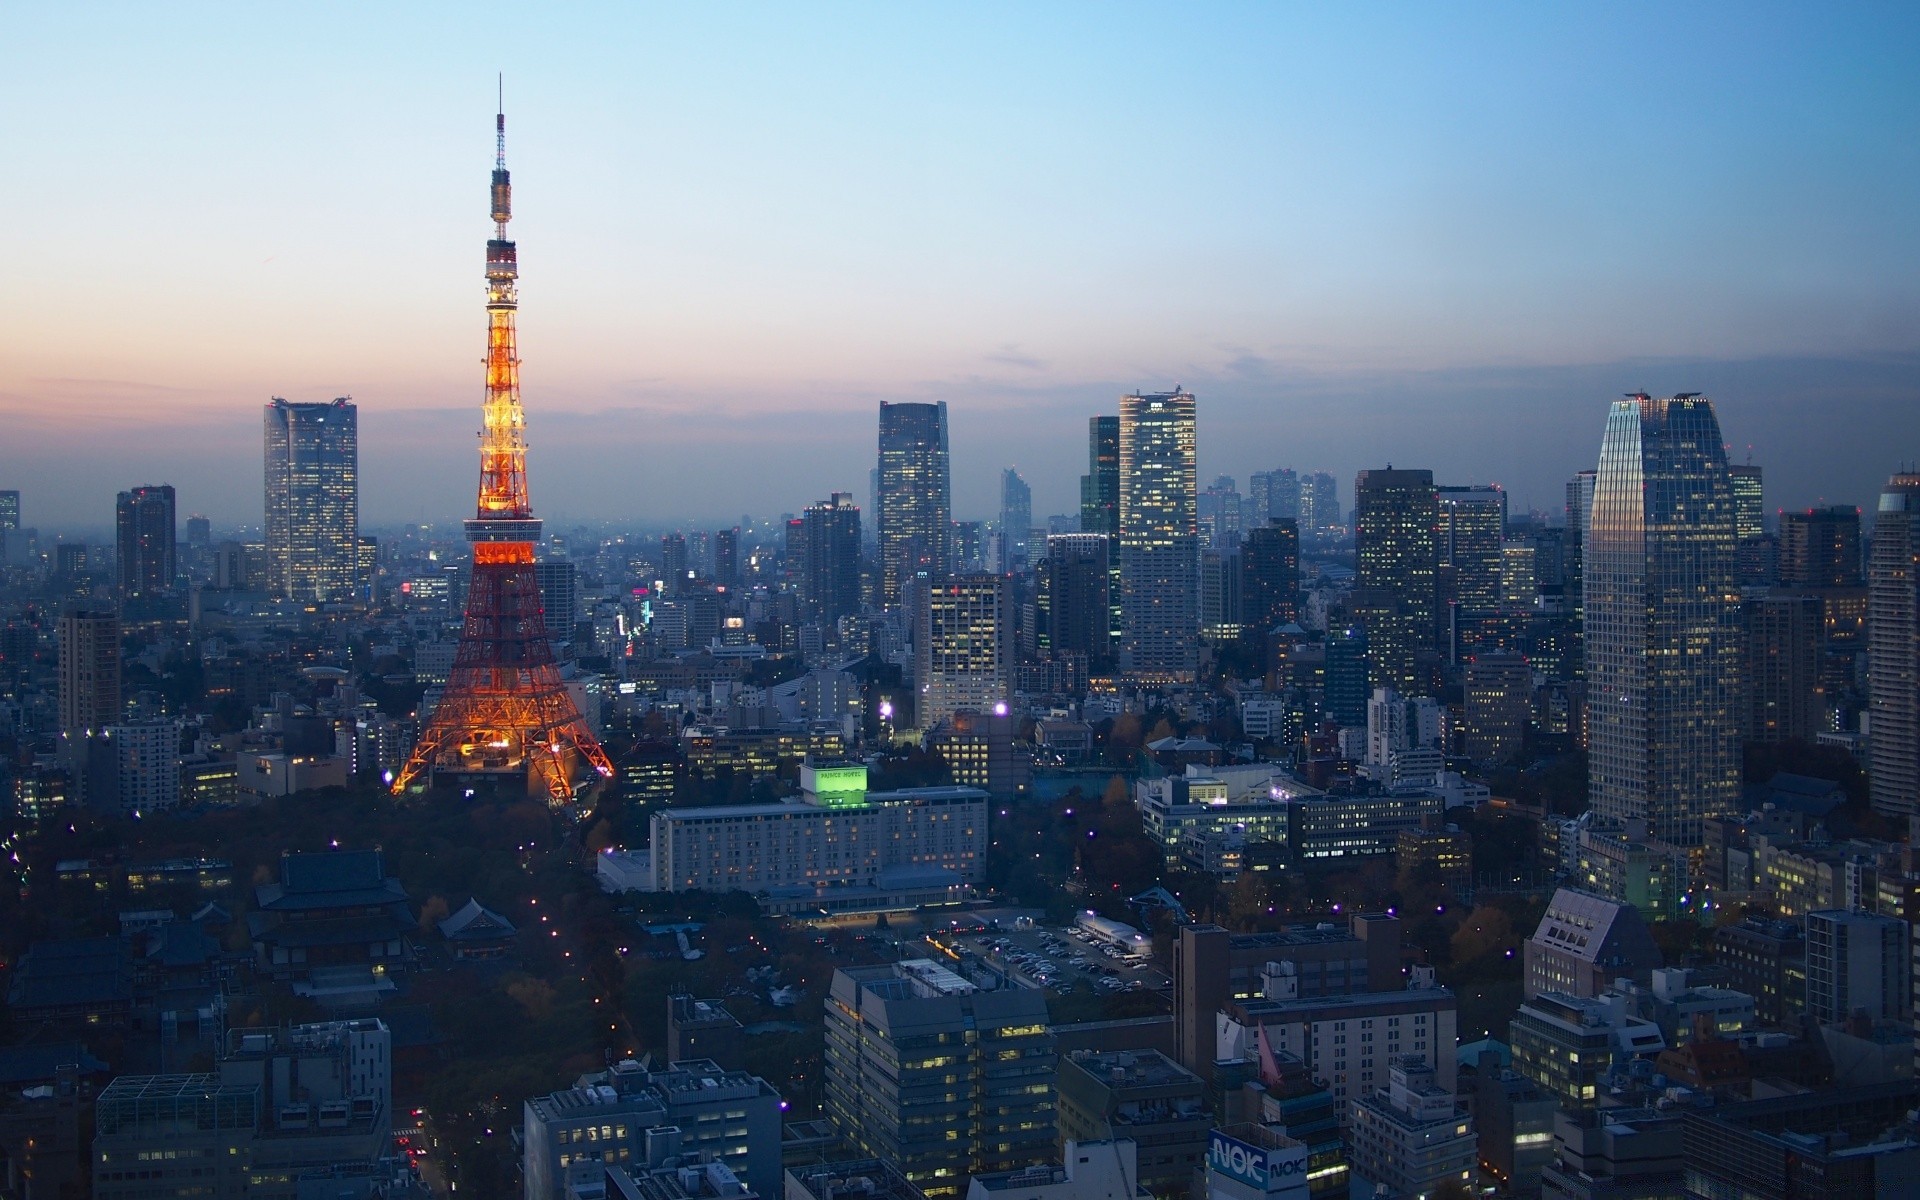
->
[1208,1130,1309,1197]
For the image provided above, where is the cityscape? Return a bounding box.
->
[4,8,1920,1200]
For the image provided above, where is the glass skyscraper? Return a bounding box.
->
[876,401,952,606]
[998,468,1031,574]
[1118,388,1198,681]
[1868,473,1920,818]
[1586,393,1741,846]
[1353,468,1438,694]
[1079,415,1120,537]
[264,397,360,603]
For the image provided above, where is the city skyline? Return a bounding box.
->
[4,5,1920,528]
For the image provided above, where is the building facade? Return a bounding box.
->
[877,401,953,608]
[1353,469,1438,694]
[115,484,177,598]
[1118,389,1199,681]
[1867,473,1920,818]
[264,397,360,603]
[914,573,1012,727]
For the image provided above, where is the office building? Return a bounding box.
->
[263,397,360,603]
[1324,627,1370,726]
[966,1140,1144,1200]
[522,1057,783,1200]
[1509,991,1666,1110]
[1437,485,1508,647]
[1080,415,1120,537]
[1868,473,1920,818]
[1713,917,1806,1028]
[1000,469,1032,574]
[1200,547,1244,637]
[1174,916,1406,1080]
[1204,1125,1311,1200]
[644,765,987,912]
[1250,468,1300,528]
[877,401,952,607]
[1054,1050,1209,1196]
[1242,519,1301,635]
[1729,463,1765,541]
[1781,505,1863,588]
[115,484,176,598]
[1523,889,1662,1000]
[714,527,739,588]
[1300,471,1340,534]
[1679,1083,1920,1200]
[57,606,121,737]
[660,534,689,591]
[1217,983,1459,1112]
[1118,388,1199,681]
[1586,394,1741,846]
[1804,909,1910,1027]
[1743,594,1821,743]
[825,959,1055,1197]
[1346,1057,1476,1200]
[1353,469,1438,694]
[1464,653,1532,763]
[0,489,17,529]
[1201,475,1245,550]
[915,573,1012,726]
[1038,533,1114,674]
[799,493,863,622]
[928,709,1029,799]
[1539,1106,1683,1200]
[1471,1059,1556,1197]
[535,560,580,644]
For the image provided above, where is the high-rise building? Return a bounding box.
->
[0,490,17,529]
[800,493,863,622]
[999,468,1032,574]
[1743,594,1820,743]
[534,560,579,645]
[1586,394,1741,846]
[915,573,1013,727]
[1325,627,1370,727]
[114,484,176,598]
[713,527,739,588]
[1781,506,1863,588]
[1118,388,1199,681]
[1353,469,1438,694]
[1242,519,1301,635]
[1868,473,1920,818]
[877,401,952,606]
[1200,548,1243,637]
[389,104,613,804]
[1250,468,1300,530]
[58,607,121,737]
[825,960,1055,1197]
[1804,910,1910,1027]
[659,533,689,592]
[1566,471,1597,544]
[1300,471,1340,534]
[185,514,211,547]
[1200,475,1244,551]
[1464,653,1533,763]
[1038,534,1113,673]
[1437,484,1507,655]
[1079,415,1120,537]
[264,396,360,602]
[1729,464,1765,541]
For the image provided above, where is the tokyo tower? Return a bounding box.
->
[391,103,614,804]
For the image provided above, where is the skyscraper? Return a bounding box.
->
[1242,518,1301,634]
[114,485,176,598]
[1037,533,1113,674]
[58,607,121,738]
[877,401,952,606]
[0,491,18,529]
[1250,469,1300,529]
[800,492,863,622]
[1118,388,1199,681]
[1867,473,1920,819]
[999,468,1031,574]
[1079,415,1120,537]
[1437,484,1508,655]
[914,574,1012,726]
[659,533,689,592]
[264,397,360,603]
[1200,475,1244,550]
[1585,394,1741,845]
[713,527,739,588]
[1729,464,1765,541]
[1743,594,1820,743]
[1353,469,1438,694]
[1300,471,1339,534]
[1780,506,1863,588]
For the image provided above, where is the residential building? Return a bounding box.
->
[1353,469,1438,694]
[928,709,1029,799]
[1868,473,1920,818]
[1572,826,1685,922]
[1585,394,1742,846]
[914,574,1012,727]
[264,397,360,603]
[1346,1057,1476,1200]
[1118,389,1199,681]
[824,959,1055,1197]
[1522,889,1662,1000]
[115,484,177,598]
[1242,519,1302,635]
[1038,534,1115,675]
[1054,1050,1209,1196]
[877,401,952,607]
[535,560,580,644]
[1743,594,1822,743]
[799,493,863,622]
[1805,909,1910,1026]
[57,606,121,737]
[93,719,182,814]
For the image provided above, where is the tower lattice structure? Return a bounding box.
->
[392,106,614,805]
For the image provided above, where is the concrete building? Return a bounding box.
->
[1471,1058,1556,1198]
[824,959,1055,1198]
[1508,992,1666,1110]
[1464,654,1532,764]
[1678,1083,1920,1200]
[1868,473,1920,819]
[1217,981,1459,1114]
[1538,1106,1682,1200]
[1353,468,1439,695]
[1204,1125,1310,1200]
[1345,1058,1476,1200]
[1522,889,1662,1000]
[1805,909,1910,1026]
[57,606,121,738]
[91,719,181,814]
[115,484,177,598]
[521,1058,783,1200]
[965,1140,1144,1200]
[915,574,1012,727]
[1054,1051,1208,1197]
[1713,917,1806,1028]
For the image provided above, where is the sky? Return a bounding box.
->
[4,3,1919,533]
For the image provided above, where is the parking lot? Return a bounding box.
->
[929,922,1172,997]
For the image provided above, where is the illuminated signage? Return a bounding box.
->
[1209,1131,1308,1195]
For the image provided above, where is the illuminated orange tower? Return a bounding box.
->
[392,104,614,804]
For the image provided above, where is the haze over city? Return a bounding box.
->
[6,3,1919,530]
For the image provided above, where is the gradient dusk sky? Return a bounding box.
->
[5,3,1919,531]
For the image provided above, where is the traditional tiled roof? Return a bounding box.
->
[438,898,517,942]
